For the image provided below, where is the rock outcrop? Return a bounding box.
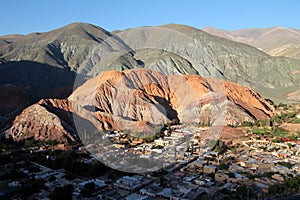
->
[3,99,77,146]
[70,69,275,131]
[3,69,275,145]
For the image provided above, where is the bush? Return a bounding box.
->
[278,162,292,169]
[84,182,95,191]
[242,121,253,127]
[50,185,73,200]
[228,172,235,178]
[63,173,75,180]
[49,175,56,182]
[219,163,229,170]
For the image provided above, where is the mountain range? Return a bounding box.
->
[0,23,299,111]
[203,26,300,60]
[0,22,299,145]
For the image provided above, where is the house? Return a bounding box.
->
[271,165,291,175]
[194,160,206,168]
[215,172,229,182]
[271,174,284,182]
[98,188,130,200]
[140,185,163,197]
[221,182,237,192]
[8,181,20,187]
[234,172,248,181]
[114,176,151,191]
[156,188,187,200]
[255,182,269,193]
[125,193,148,200]
[186,188,208,200]
[257,162,274,170]
[204,165,216,174]
[154,138,170,146]
[239,158,259,169]
[194,176,206,186]
[78,179,107,189]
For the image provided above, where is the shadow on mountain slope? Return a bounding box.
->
[0,60,76,115]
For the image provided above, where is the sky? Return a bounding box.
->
[1,0,300,36]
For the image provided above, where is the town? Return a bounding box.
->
[1,103,300,200]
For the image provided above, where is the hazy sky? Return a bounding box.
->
[1,0,300,35]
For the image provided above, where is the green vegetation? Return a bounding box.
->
[50,184,74,200]
[219,162,229,170]
[0,169,25,180]
[268,175,300,194]
[235,185,251,199]
[80,182,95,197]
[278,162,292,169]
[144,132,161,143]
[228,172,235,178]
[31,150,110,178]
[261,172,275,178]
[19,179,45,198]
[241,121,253,127]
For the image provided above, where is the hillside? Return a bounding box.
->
[105,24,300,102]
[0,22,299,117]
[70,68,275,132]
[2,69,275,145]
[203,26,300,60]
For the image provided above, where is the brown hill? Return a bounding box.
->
[2,69,275,145]
[203,26,300,60]
[2,99,78,147]
[69,68,275,132]
[1,22,299,108]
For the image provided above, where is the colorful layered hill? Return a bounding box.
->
[0,22,299,115]
[2,69,275,146]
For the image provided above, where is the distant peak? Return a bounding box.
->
[160,23,203,33]
[61,22,101,30]
[203,26,219,30]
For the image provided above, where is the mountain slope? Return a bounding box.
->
[104,24,300,102]
[0,22,300,106]
[203,26,300,60]
[0,23,123,71]
[70,68,275,131]
[2,99,78,147]
[0,60,76,115]
[2,69,275,145]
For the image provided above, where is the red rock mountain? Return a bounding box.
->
[3,69,275,145]
[69,69,274,132]
[2,99,77,147]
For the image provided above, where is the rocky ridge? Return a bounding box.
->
[2,69,275,145]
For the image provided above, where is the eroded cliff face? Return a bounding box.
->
[4,101,77,146]
[70,68,275,131]
[3,69,275,145]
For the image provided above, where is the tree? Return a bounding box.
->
[63,173,75,180]
[228,172,235,178]
[236,185,250,199]
[49,175,56,182]
[219,163,228,170]
[269,184,280,194]
[25,139,36,148]
[242,121,252,127]
[160,176,167,187]
[49,185,73,200]
[84,182,95,191]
